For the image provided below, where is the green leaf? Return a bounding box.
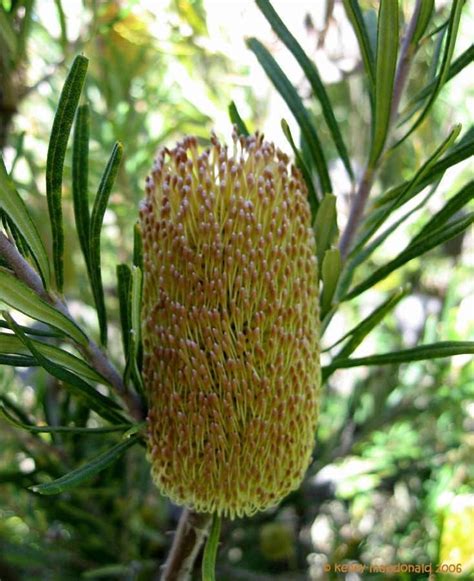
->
[411,180,474,245]
[257,0,354,180]
[46,54,88,292]
[0,403,132,435]
[228,101,250,137]
[0,155,50,287]
[354,125,461,252]
[133,221,143,269]
[0,353,35,366]
[281,119,319,219]
[0,332,109,386]
[326,286,408,358]
[72,103,91,264]
[323,341,474,378]
[247,37,332,196]
[342,0,375,92]
[89,142,124,346]
[0,319,62,337]
[412,0,434,45]
[314,194,338,266]
[30,434,140,495]
[337,180,440,298]
[396,0,464,145]
[124,266,144,394]
[3,312,127,424]
[369,0,399,165]
[117,264,132,358]
[345,211,474,300]
[320,248,342,318]
[202,514,221,581]
[401,45,474,125]
[0,269,88,345]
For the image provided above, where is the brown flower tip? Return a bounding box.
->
[140,131,321,518]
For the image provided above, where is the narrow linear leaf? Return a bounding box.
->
[411,180,474,244]
[3,312,127,424]
[124,266,144,394]
[327,286,408,358]
[0,333,109,386]
[320,248,342,318]
[342,0,375,92]
[323,341,474,378]
[0,269,88,345]
[202,514,221,581]
[89,142,124,346]
[0,155,50,286]
[228,101,250,137]
[369,0,399,165]
[257,0,353,180]
[0,319,62,337]
[117,264,132,358]
[0,403,132,435]
[133,222,143,269]
[46,54,88,292]
[72,103,91,262]
[247,37,332,196]
[402,41,473,125]
[412,0,434,46]
[281,119,319,219]
[345,212,474,300]
[396,0,464,145]
[30,434,140,495]
[337,180,440,298]
[353,125,461,253]
[0,353,35,366]
[314,194,338,266]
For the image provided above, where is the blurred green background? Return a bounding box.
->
[0,0,472,579]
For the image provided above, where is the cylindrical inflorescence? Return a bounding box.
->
[140,131,320,518]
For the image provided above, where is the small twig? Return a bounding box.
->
[339,0,423,259]
[0,231,144,421]
[159,509,212,581]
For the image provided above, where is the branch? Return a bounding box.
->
[0,231,144,421]
[339,0,423,259]
[159,509,212,581]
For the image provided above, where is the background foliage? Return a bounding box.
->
[0,0,473,579]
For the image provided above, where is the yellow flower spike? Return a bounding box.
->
[140,130,321,518]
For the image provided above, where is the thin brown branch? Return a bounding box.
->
[159,509,212,581]
[0,231,144,421]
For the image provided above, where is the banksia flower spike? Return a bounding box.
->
[140,130,321,518]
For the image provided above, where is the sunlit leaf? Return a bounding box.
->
[257,0,353,180]
[124,266,144,394]
[369,0,399,165]
[0,155,50,286]
[46,55,88,292]
[412,0,434,46]
[320,248,342,318]
[247,37,332,196]
[0,269,87,345]
[314,194,338,266]
[29,434,140,495]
